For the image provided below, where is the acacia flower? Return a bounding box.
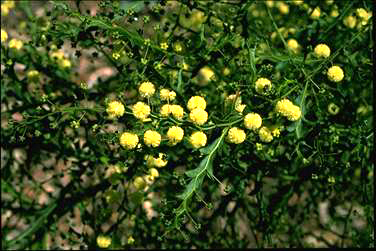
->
[160,104,171,117]
[189,108,208,125]
[199,66,215,83]
[170,104,184,120]
[144,130,161,147]
[343,15,356,28]
[327,66,344,82]
[287,39,299,53]
[255,77,272,94]
[1,29,8,43]
[106,101,125,118]
[275,99,301,121]
[167,126,184,145]
[145,153,168,168]
[139,81,155,98]
[132,102,151,120]
[244,113,262,130]
[120,132,139,150]
[160,88,176,101]
[187,96,206,111]
[227,127,246,144]
[8,38,23,50]
[314,44,331,58]
[190,131,207,149]
[259,126,273,143]
[97,235,111,248]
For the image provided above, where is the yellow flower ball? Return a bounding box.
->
[1,29,8,43]
[120,132,139,150]
[51,50,65,61]
[139,81,155,98]
[106,101,125,118]
[310,7,321,19]
[167,126,184,145]
[59,59,71,68]
[356,8,371,25]
[259,126,273,143]
[97,235,111,248]
[198,66,215,84]
[278,2,289,15]
[287,39,299,53]
[144,130,161,147]
[327,65,344,82]
[255,78,272,94]
[160,88,170,101]
[8,38,23,50]
[244,113,262,130]
[160,104,171,117]
[343,15,356,28]
[133,176,146,190]
[132,101,151,120]
[189,108,208,125]
[190,131,207,149]
[227,127,246,144]
[146,153,168,168]
[149,168,159,178]
[170,104,184,120]
[275,99,301,121]
[314,44,331,58]
[187,96,206,111]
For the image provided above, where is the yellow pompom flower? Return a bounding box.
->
[259,126,273,143]
[160,104,171,117]
[1,29,8,43]
[106,101,125,118]
[327,65,344,82]
[146,153,168,168]
[278,2,289,15]
[314,44,331,58]
[59,59,71,68]
[167,126,184,145]
[120,132,139,150]
[160,88,176,101]
[132,102,151,120]
[133,176,146,190]
[8,38,23,50]
[356,8,372,25]
[255,77,272,94]
[189,108,208,125]
[149,168,159,178]
[198,66,215,84]
[139,81,155,98]
[227,127,246,144]
[187,96,206,111]
[190,131,207,149]
[244,113,262,131]
[310,7,321,19]
[170,104,184,120]
[343,15,356,28]
[287,39,299,53]
[144,130,162,147]
[97,235,112,248]
[275,99,301,121]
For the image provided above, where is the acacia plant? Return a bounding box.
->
[1,0,374,249]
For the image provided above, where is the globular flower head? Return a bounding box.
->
[170,105,184,120]
[327,66,344,82]
[107,101,125,118]
[314,44,331,58]
[198,66,215,84]
[275,99,301,121]
[259,126,273,143]
[1,29,8,43]
[356,8,372,25]
[160,104,171,117]
[146,153,168,168]
[160,88,176,101]
[139,81,155,98]
[287,39,299,53]
[167,126,184,145]
[144,130,162,147]
[310,7,321,19]
[227,127,246,144]
[8,38,23,50]
[278,2,289,15]
[97,235,112,248]
[149,168,159,178]
[132,102,151,120]
[187,96,206,111]
[255,78,272,94]
[190,131,207,149]
[343,15,357,28]
[244,113,262,130]
[120,132,139,150]
[189,108,208,125]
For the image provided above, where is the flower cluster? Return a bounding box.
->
[188,96,208,125]
[106,101,125,118]
[255,78,272,94]
[327,65,344,82]
[275,99,302,121]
